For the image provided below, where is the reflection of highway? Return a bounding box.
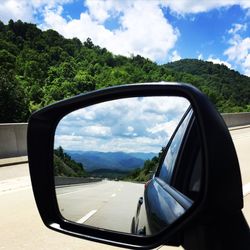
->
[1,127,249,249]
[56,180,144,233]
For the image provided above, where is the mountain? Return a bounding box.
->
[0,20,249,122]
[66,150,156,172]
[129,152,156,161]
[164,59,250,112]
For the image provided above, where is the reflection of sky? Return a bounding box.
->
[55,97,190,153]
[154,180,185,224]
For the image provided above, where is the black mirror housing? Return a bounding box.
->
[27,82,247,249]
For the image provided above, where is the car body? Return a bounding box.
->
[27,83,250,249]
[132,107,203,236]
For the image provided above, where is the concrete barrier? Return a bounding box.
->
[0,112,250,159]
[222,112,250,128]
[0,123,27,158]
[55,176,102,186]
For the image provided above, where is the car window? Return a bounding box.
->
[158,109,193,184]
[189,148,202,192]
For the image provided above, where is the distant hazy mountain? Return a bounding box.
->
[66,150,156,172]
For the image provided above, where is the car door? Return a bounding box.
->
[28,83,249,249]
[140,107,202,236]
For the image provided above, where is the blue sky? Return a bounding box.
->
[0,1,250,75]
[55,96,189,153]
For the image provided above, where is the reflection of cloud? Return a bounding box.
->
[127,126,134,132]
[55,96,190,153]
[55,134,83,150]
[147,120,178,135]
[80,125,111,138]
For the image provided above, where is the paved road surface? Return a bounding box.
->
[230,127,250,184]
[0,127,249,249]
[56,180,144,233]
[230,127,250,225]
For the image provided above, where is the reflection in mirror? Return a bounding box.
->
[54,96,201,236]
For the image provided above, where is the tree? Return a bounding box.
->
[0,20,249,123]
[54,146,87,177]
[84,38,94,49]
[0,68,29,122]
[0,49,16,70]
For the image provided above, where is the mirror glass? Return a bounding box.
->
[54,96,201,236]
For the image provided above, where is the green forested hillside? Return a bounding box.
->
[0,20,249,122]
[54,146,87,177]
[124,149,164,182]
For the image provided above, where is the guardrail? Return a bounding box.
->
[0,123,28,158]
[0,112,250,159]
[55,176,102,186]
[222,112,250,127]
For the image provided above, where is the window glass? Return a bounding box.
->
[158,110,193,184]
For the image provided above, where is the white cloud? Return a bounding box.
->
[85,0,114,23]
[55,96,190,153]
[228,23,247,34]
[0,0,33,23]
[224,23,250,76]
[247,8,250,17]
[170,50,181,62]
[54,134,83,150]
[40,1,179,62]
[1,0,250,65]
[207,56,232,69]
[198,53,203,60]
[80,125,111,137]
[2,0,250,25]
[127,126,134,132]
[146,120,178,135]
[0,0,73,23]
[160,0,250,15]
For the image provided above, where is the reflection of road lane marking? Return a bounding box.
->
[77,209,97,224]
[57,188,93,196]
[111,193,116,197]
[57,183,108,196]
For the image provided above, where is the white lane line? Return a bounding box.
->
[0,176,31,195]
[57,190,86,196]
[243,183,250,197]
[57,186,94,196]
[111,193,116,197]
[0,186,31,196]
[77,209,97,224]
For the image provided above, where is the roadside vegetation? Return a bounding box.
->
[0,20,249,122]
[54,146,87,177]
[124,149,164,182]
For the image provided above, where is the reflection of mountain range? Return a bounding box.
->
[66,151,156,172]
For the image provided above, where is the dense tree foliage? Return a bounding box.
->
[124,149,164,182]
[0,20,249,122]
[54,146,87,177]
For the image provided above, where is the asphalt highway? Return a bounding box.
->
[56,180,144,233]
[0,126,249,249]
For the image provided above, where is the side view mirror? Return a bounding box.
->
[27,82,249,249]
